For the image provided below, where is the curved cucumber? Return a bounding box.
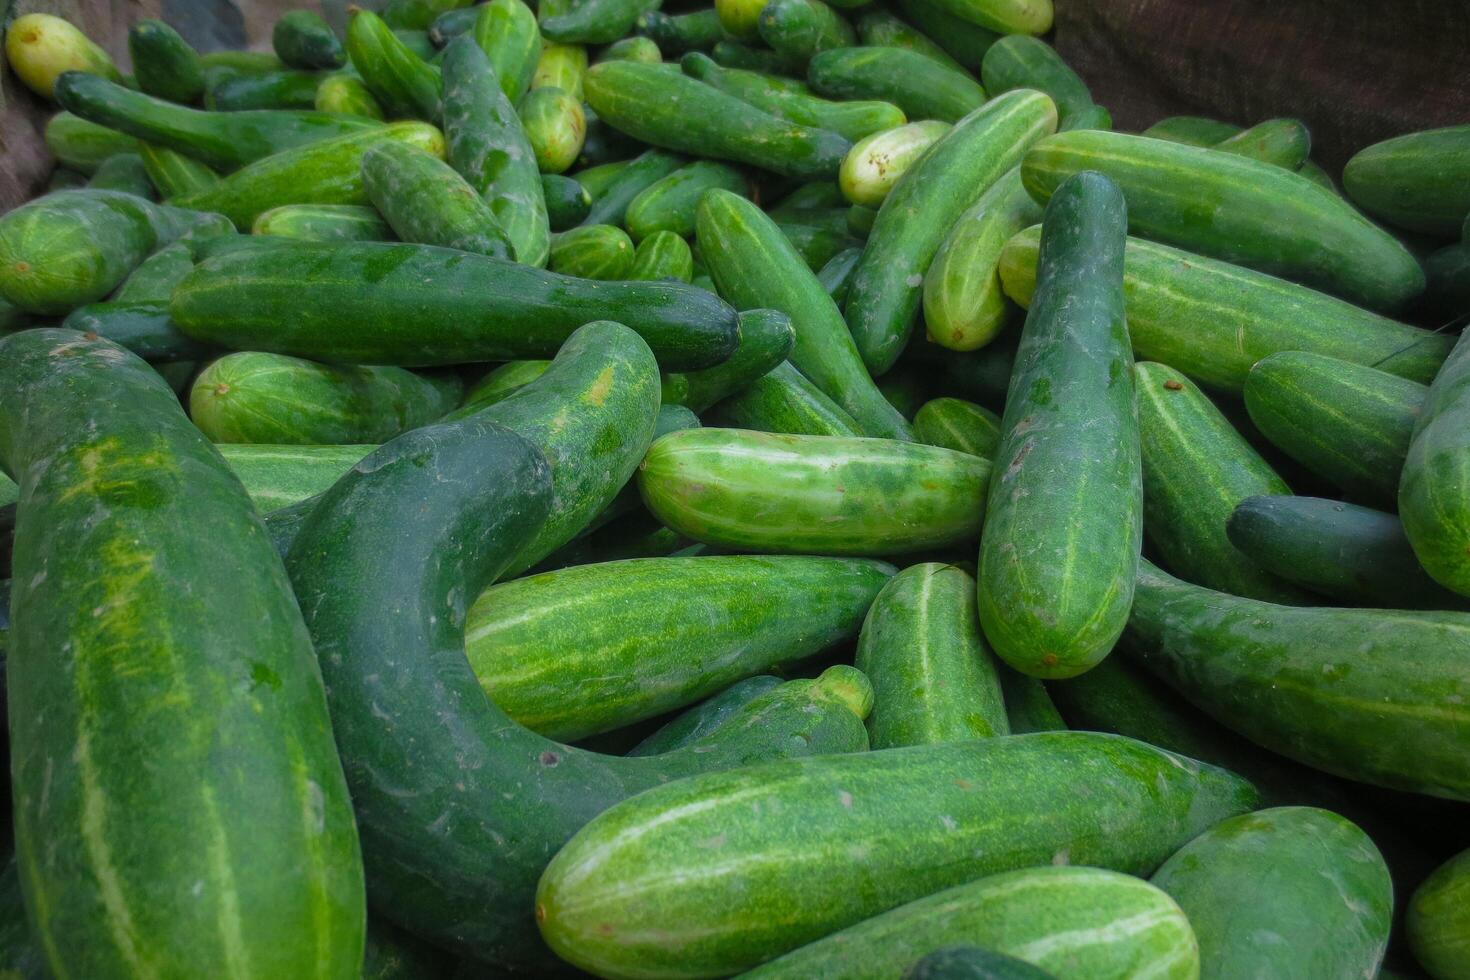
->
[362,137,512,259]
[216,443,376,513]
[549,224,636,278]
[626,159,749,241]
[807,46,984,124]
[978,171,1139,680]
[1408,847,1470,980]
[252,203,394,241]
[346,9,443,120]
[1400,331,1470,597]
[840,120,950,208]
[537,731,1256,977]
[661,307,795,411]
[709,360,863,436]
[1214,118,1311,170]
[129,19,205,104]
[980,35,1093,124]
[639,426,987,555]
[627,674,784,755]
[1343,125,1470,237]
[471,0,542,103]
[912,397,1000,457]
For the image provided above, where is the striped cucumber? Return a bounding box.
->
[458,360,550,412]
[626,160,748,241]
[217,443,376,513]
[661,307,794,411]
[840,120,950,208]
[1213,118,1311,170]
[518,87,586,174]
[709,360,863,436]
[362,138,513,259]
[980,35,1094,125]
[1401,330,1470,597]
[1408,848,1470,980]
[807,46,985,124]
[580,148,686,228]
[346,9,443,120]
[630,231,695,281]
[471,0,542,103]
[252,203,395,241]
[531,39,588,97]
[549,224,636,278]
[978,172,1140,679]
[627,674,782,755]
[1142,115,1241,147]
[1343,125,1470,237]
[913,397,1000,457]
[598,36,662,64]
[138,143,219,197]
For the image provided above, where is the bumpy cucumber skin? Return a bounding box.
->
[216,443,376,513]
[549,224,636,278]
[626,159,749,241]
[710,359,863,436]
[129,19,205,104]
[1401,330,1470,597]
[913,397,1000,457]
[637,9,729,55]
[44,112,142,174]
[1151,807,1391,980]
[903,946,1056,980]
[846,90,1057,375]
[1408,847,1470,980]
[274,10,346,70]
[998,227,1452,391]
[757,0,856,66]
[856,563,1008,748]
[464,555,892,739]
[980,35,1092,123]
[0,330,362,979]
[696,189,911,438]
[580,148,686,228]
[346,9,443,119]
[253,203,395,242]
[1344,125,1470,237]
[532,40,588,97]
[362,138,513,259]
[1021,129,1425,311]
[662,307,794,411]
[628,675,784,755]
[840,120,950,208]
[978,171,1139,680]
[1124,558,1470,800]
[536,731,1255,978]
[807,46,986,124]
[171,238,740,371]
[1213,118,1311,170]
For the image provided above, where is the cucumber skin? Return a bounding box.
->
[464,555,892,739]
[580,148,686,228]
[845,90,1058,376]
[114,241,195,302]
[980,35,1092,123]
[747,866,1196,980]
[206,70,323,111]
[661,307,795,412]
[856,563,1008,748]
[696,189,911,439]
[841,121,951,208]
[138,143,218,197]
[472,0,542,104]
[1243,352,1425,508]
[517,86,586,174]
[923,0,1051,34]
[536,731,1257,978]
[1021,130,1426,312]
[807,47,985,124]
[542,174,592,230]
[0,330,363,978]
[637,9,729,55]
[626,159,749,241]
[217,443,376,513]
[129,19,205,105]
[60,301,213,363]
[997,663,1066,733]
[541,0,660,44]
[709,360,863,436]
[1142,116,1242,147]
[903,946,1056,980]
[628,675,784,755]
[998,227,1452,392]
[362,138,513,259]
[1150,807,1391,980]
[170,238,740,371]
[639,427,989,555]
[1343,125,1470,237]
[1408,847,1470,980]
[274,10,347,70]
[346,9,443,120]
[757,0,857,67]
[253,204,395,242]
[315,73,386,119]
[630,231,695,281]
[457,359,550,413]
[1401,330,1470,597]
[891,0,999,72]
[1214,118,1311,170]
[549,224,636,279]
[44,112,143,174]
[1124,558,1470,800]
[86,153,155,198]
[913,397,1000,458]
[855,9,966,72]
[978,171,1140,680]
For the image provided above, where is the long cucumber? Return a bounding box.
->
[361,138,514,259]
[1343,125,1470,237]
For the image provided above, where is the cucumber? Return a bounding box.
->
[757,0,857,67]
[922,166,1039,351]
[745,866,1197,980]
[840,120,950,208]
[1400,330,1470,597]
[696,188,911,438]
[637,9,730,55]
[581,148,686,227]
[60,301,213,363]
[1213,118,1311,170]
[86,152,155,198]
[715,0,769,40]
[777,220,860,270]
[980,35,1093,125]
[1150,807,1391,980]
[549,224,636,278]
[46,167,87,191]
[920,0,1051,34]
[216,443,376,512]
[856,563,1008,748]
[0,329,362,978]
[710,360,863,436]
[518,87,586,174]
[541,0,662,44]
[998,227,1453,392]
[628,674,784,755]
[598,37,662,64]
[1142,115,1242,146]
[1227,495,1470,611]
[346,9,443,120]
[197,50,287,75]
[584,61,852,178]
[138,143,219,197]
[542,173,592,229]
[362,137,514,259]
[1343,125,1470,237]
[854,9,966,72]
[529,511,689,574]
[1021,130,1426,311]
[662,307,794,411]
[997,663,1065,733]
[818,244,862,302]
[464,555,892,738]
[1124,558,1470,800]
[252,203,395,242]
[891,0,999,72]
[638,427,988,554]
[1300,160,1337,192]
[630,230,694,281]
[709,39,798,73]
[626,159,748,240]
[578,104,646,167]
[978,172,1139,680]
[471,0,542,103]
[171,238,740,370]
[206,70,323,111]
[315,72,387,118]
[460,360,551,412]
[1408,848,1470,980]
[4,13,119,100]
[129,19,205,104]
[807,46,986,124]
[536,731,1256,977]
[113,241,194,302]
[383,0,475,31]
[54,71,380,172]
[1058,103,1112,133]
[903,947,1056,980]
[913,397,1000,457]
[274,10,346,71]
[190,351,462,444]
[846,90,1057,375]
[43,112,142,174]
[531,40,588,98]
[431,5,482,45]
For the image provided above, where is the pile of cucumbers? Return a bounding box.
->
[0,1,1468,977]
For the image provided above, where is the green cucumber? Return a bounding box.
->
[846,90,1057,375]
[541,0,662,44]
[891,0,999,72]
[1124,558,1470,800]
[383,0,475,31]
[1058,103,1112,132]
[638,427,987,554]
[252,202,395,241]
[1227,495,1470,610]
[922,166,1039,352]
[542,173,592,229]
[578,104,646,167]
[856,562,1008,747]
[206,70,323,111]
[197,50,287,75]
[0,329,362,977]
[715,0,769,40]
[997,663,1065,733]
[129,19,205,104]
[172,237,740,369]
[776,220,860,270]
[662,307,794,410]
[549,223,636,278]
[710,360,863,435]
[998,227,1453,392]
[532,40,589,97]
[43,112,143,174]
[757,0,857,67]
[4,13,120,100]
[60,301,213,363]
[626,158,749,240]
[1213,118,1311,170]
[581,148,686,227]
[876,365,929,420]
[903,947,1056,980]
[470,0,542,103]
[431,5,482,45]
[1142,115,1241,147]
[598,36,663,64]
[1135,361,1308,602]
[839,120,950,208]
[1408,848,1470,980]
[536,731,1256,977]
[190,351,461,444]
[1343,125,1470,237]
[854,9,966,71]
[807,46,985,124]
[518,86,586,174]
[138,143,219,197]
[460,360,551,412]
[46,167,87,191]
[913,397,1000,457]
[637,9,730,55]
[1150,807,1391,980]
[0,854,47,980]
[978,172,1139,680]
[746,866,1197,980]
[1021,130,1426,311]
[920,0,1051,34]
[346,9,443,119]
[584,61,852,178]
[54,71,379,172]
[86,152,155,198]
[980,35,1093,125]
[628,674,784,755]
[274,10,346,71]
[464,555,892,738]
[362,137,514,260]
[708,39,797,73]
[113,241,194,302]
[216,443,376,513]
[315,72,387,118]
[818,244,862,302]
[1400,330,1470,596]
[630,230,694,281]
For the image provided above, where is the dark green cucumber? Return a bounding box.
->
[980,35,1093,125]
[998,227,1452,392]
[129,19,204,104]
[517,86,586,174]
[0,854,48,980]
[1227,495,1470,611]
[637,9,730,54]
[630,230,694,281]
[542,173,592,229]
[284,411,868,967]
[1343,125,1470,237]
[578,104,645,168]
[1424,240,1470,318]
[216,443,377,513]
[854,9,966,71]
[43,112,142,174]
[0,329,362,977]
[1400,330,1470,597]
[346,9,443,120]
[54,71,379,172]
[891,0,999,72]
[978,172,1139,680]
[846,90,1057,375]
[1150,807,1391,980]
[362,137,513,259]
[252,203,395,241]
[541,0,661,44]
[549,224,636,278]
[662,307,794,410]
[580,148,685,227]
[757,0,856,67]
[1408,847,1470,980]
[190,351,461,444]
[1142,115,1242,147]
[807,46,984,123]
[206,70,323,111]
[1021,130,1426,311]
[710,360,863,436]
[904,946,1056,980]
[464,555,891,738]
[527,510,689,574]
[86,152,155,198]
[383,0,475,31]
[171,238,739,370]
[536,731,1256,977]
[60,301,213,362]
[315,72,387,118]
[818,244,862,302]
[459,360,551,412]
[997,663,1066,733]
[627,674,783,755]
[45,168,87,191]
[856,563,1008,747]
[1124,558,1470,800]
[912,397,1000,457]
[1214,118,1311,170]
[746,867,1197,980]
[431,5,482,45]
[638,427,987,554]
[138,143,219,197]
[274,10,346,71]
[363,917,455,980]
[470,0,542,103]
[708,39,797,73]
[1135,361,1308,602]
[584,61,852,179]
[840,120,951,208]
[777,220,861,270]
[625,158,748,241]
[113,241,194,302]
[697,188,910,438]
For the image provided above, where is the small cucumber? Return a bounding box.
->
[60,301,213,363]
[628,675,784,755]
[920,0,1051,35]
[314,72,386,118]
[626,159,748,240]
[43,112,142,174]
[903,947,1056,980]
[430,5,481,45]
[1400,330,1470,596]
[599,37,662,64]
[716,0,770,39]
[892,0,999,72]
[518,86,586,173]
[913,397,1001,457]
[542,173,592,230]
[471,0,542,103]
[362,137,514,260]
[541,0,662,45]
[273,9,346,70]
[346,8,443,119]
[578,104,646,167]
[1214,117,1311,170]
[531,40,588,97]
[549,224,636,279]
[807,46,986,124]
[138,143,219,197]
[1425,240,1470,318]
[757,0,857,68]
[854,9,966,71]
[1344,124,1470,237]
[637,9,730,55]
[86,152,155,198]
[4,13,119,100]
[710,360,863,436]
[206,70,322,111]
[1408,848,1470,980]
[252,202,395,242]
[629,230,694,281]
[980,35,1093,125]
[129,19,205,104]
[1142,115,1242,146]
[580,148,686,227]
[217,443,376,512]
[840,120,950,208]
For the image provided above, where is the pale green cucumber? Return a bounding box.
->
[912,397,1000,457]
